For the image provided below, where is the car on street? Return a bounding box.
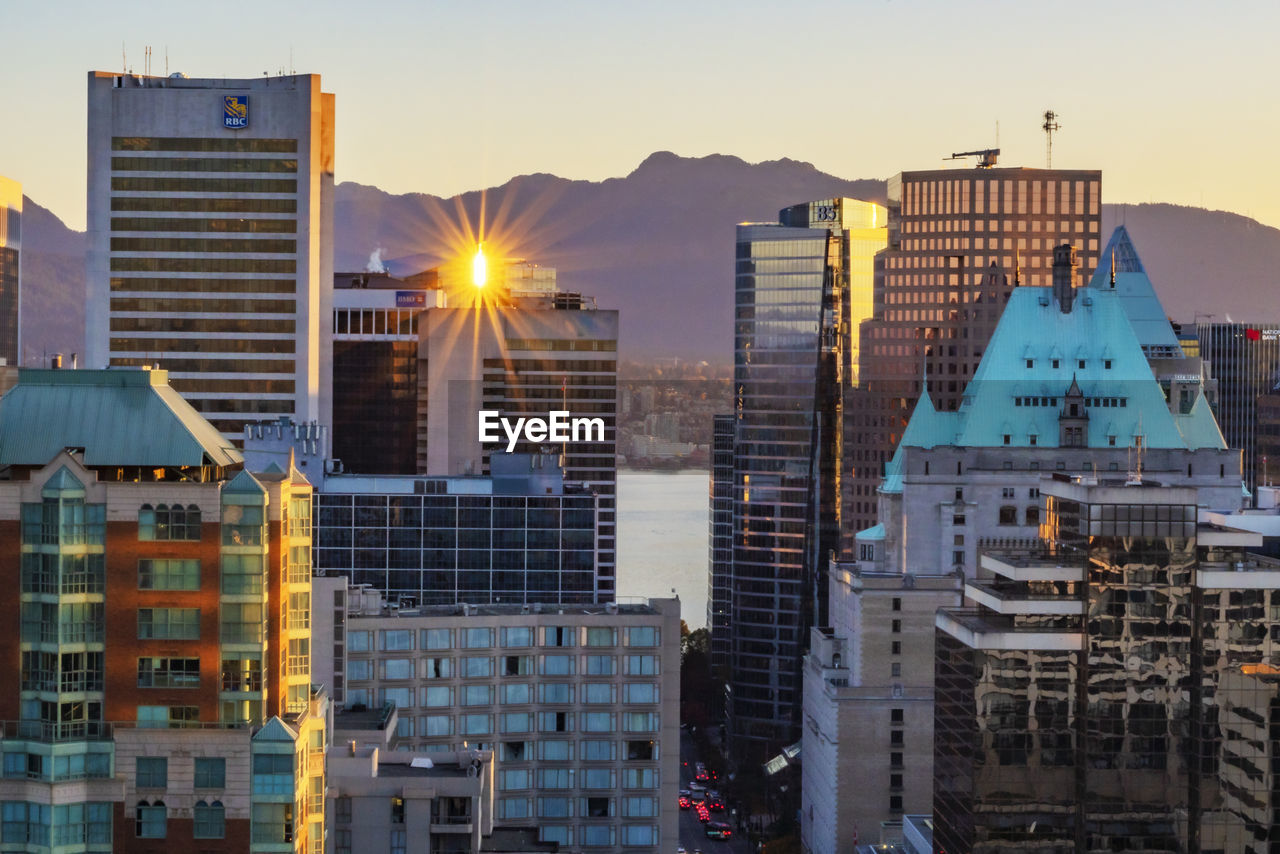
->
[689,781,706,793]
[678,795,691,809]
[705,822,733,840]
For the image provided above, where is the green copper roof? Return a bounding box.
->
[0,368,241,468]
[222,469,267,498]
[856,523,885,542]
[891,286,1226,456]
[1086,226,1182,354]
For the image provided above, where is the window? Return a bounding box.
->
[624,768,657,788]
[461,713,492,735]
[498,798,531,819]
[501,741,531,762]
[582,826,615,847]
[421,628,452,650]
[1104,359,1112,370]
[423,715,454,736]
[1025,506,1040,525]
[138,559,199,590]
[348,631,371,652]
[391,797,405,824]
[382,659,413,680]
[1002,434,1011,445]
[891,620,902,633]
[583,740,616,761]
[541,711,572,732]
[462,627,493,649]
[540,740,573,761]
[585,627,616,647]
[891,662,902,678]
[461,656,492,678]
[623,711,658,732]
[891,708,904,724]
[581,712,613,732]
[501,769,532,790]
[624,683,657,704]
[538,768,573,788]
[220,603,262,644]
[137,705,197,729]
[252,753,294,795]
[890,730,904,747]
[195,757,225,789]
[503,654,533,676]
[537,797,572,818]
[136,801,166,838]
[626,740,655,760]
[891,641,901,655]
[423,657,452,679]
[998,505,1017,525]
[953,514,966,526]
[423,686,453,708]
[137,658,200,688]
[463,685,493,706]
[626,655,658,675]
[136,757,167,788]
[501,626,533,647]
[584,683,615,704]
[889,795,903,813]
[221,503,263,546]
[892,598,902,612]
[336,797,352,824]
[585,655,616,675]
[138,608,199,640]
[220,553,264,594]
[625,626,658,647]
[890,751,903,769]
[193,801,224,839]
[1002,487,1015,498]
[380,687,413,709]
[499,686,529,706]
[391,829,406,854]
[139,504,201,541]
[251,802,292,844]
[543,626,575,647]
[622,825,655,845]
[541,655,575,676]
[539,683,573,703]
[379,630,413,651]
[584,795,612,816]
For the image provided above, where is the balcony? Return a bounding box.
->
[964,580,1083,617]
[979,542,1085,583]
[1198,551,1280,590]
[936,608,1083,652]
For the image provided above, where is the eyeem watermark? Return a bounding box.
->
[478,410,605,452]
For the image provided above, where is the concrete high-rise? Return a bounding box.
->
[416,287,619,600]
[847,163,1102,536]
[0,175,19,365]
[0,367,326,853]
[86,72,334,443]
[726,198,887,754]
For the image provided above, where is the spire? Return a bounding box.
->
[1109,247,1116,289]
[1014,246,1022,287]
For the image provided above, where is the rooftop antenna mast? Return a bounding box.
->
[1042,110,1061,168]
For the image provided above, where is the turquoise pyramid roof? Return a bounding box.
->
[223,469,266,496]
[889,286,1226,458]
[1086,226,1181,354]
[253,717,298,743]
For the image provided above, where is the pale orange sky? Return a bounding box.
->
[4,0,1278,232]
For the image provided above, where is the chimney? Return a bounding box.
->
[1052,244,1079,313]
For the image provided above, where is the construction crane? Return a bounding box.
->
[946,148,1000,168]
[1042,110,1060,168]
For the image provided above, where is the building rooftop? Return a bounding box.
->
[347,598,665,620]
[1086,226,1184,356]
[881,284,1226,487]
[0,368,241,468]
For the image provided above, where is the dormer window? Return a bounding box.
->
[1104,360,1112,370]
[1052,359,1060,369]
[1003,434,1011,445]
[1078,359,1086,369]
[1026,359,1034,369]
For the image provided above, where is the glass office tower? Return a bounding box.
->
[726,198,886,754]
[0,176,19,365]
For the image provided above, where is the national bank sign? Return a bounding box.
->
[223,95,249,129]
[478,410,605,453]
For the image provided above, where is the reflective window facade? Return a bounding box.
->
[726,199,886,754]
[0,176,19,366]
[934,479,1280,852]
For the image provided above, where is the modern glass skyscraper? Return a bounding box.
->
[86,72,334,444]
[0,176,19,366]
[726,198,886,753]
[1196,322,1280,504]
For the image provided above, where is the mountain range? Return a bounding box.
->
[19,152,1280,362]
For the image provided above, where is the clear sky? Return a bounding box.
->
[5,0,1279,231]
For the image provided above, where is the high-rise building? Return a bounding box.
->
[311,579,680,854]
[933,474,1280,852]
[0,367,326,853]
[1196,321,1280,503]
[86,72,335,443]
[706,413,734,695]
[727,198,887,754]
[331,270,445,474]
[802,254,1241,853]
[312,452,603,608]
[416,289,619,599]
[847,163,1102,536]
[0,175,19,366]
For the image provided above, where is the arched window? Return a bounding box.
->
[998,506,1017,525]
[136,800,166,838]
[194,800,225,839]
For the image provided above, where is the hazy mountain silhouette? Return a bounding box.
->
[19,153,1280,362]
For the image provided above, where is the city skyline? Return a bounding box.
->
[4,0,1280,233]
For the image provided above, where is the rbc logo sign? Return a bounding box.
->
[223,95,249,129]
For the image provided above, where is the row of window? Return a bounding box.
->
[500,795,659,819]
[358,709,661,736]
[136,800,223,839]
[0,802,112,847]
[349,625,659,652]
[355,681,659,709]
[347,653,659,680]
